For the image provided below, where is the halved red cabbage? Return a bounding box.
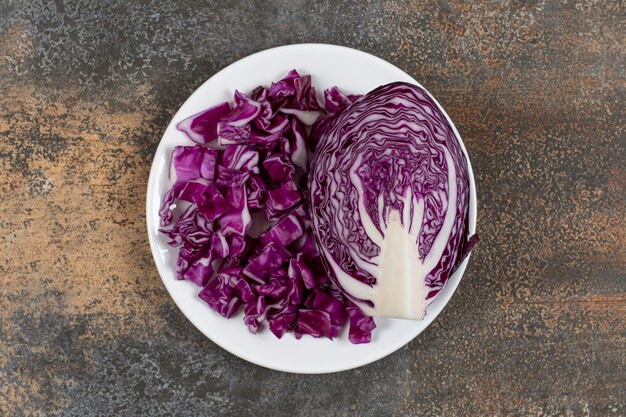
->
[159,70,377,343]
[309,82,477,320]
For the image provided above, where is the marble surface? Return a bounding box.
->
[1,1,624,416]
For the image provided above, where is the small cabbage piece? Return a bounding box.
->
[263,153,295,183]
[309,82,476,320]
[160,205,212,248]
[243,242,291,283]
[199,268,246,318]
[265,180,301,220]
[305,291,348,332]
[177,102,232,144]
[221,234,253,268]
[218,91,262,145]
[176,245,214,286]
[289,256,316,290]
[218,185,251,236]
[188,181,231,221]
[247,175,268,210]
[296,310,334,339]
[259,205,308,247]
[283,118,308,171]
[346,302,376,344]
[267,69,322,112]
[323,86,361,113]
[159,146,219,226]
[222,145,260,174]
[268,304,298,339]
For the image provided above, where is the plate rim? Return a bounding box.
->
[146,43,477,374]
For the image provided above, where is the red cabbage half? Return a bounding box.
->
[309,82,477,320]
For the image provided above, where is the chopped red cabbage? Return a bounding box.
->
[159,70,377,343]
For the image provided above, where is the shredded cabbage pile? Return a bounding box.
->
[159,70,375,343]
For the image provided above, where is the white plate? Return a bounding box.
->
[146,44,477,374]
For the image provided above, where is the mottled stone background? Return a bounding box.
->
[0,0,624,416]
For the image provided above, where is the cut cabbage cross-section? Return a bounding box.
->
[309,82,476,320]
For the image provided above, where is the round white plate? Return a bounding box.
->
[146,43,477,374]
